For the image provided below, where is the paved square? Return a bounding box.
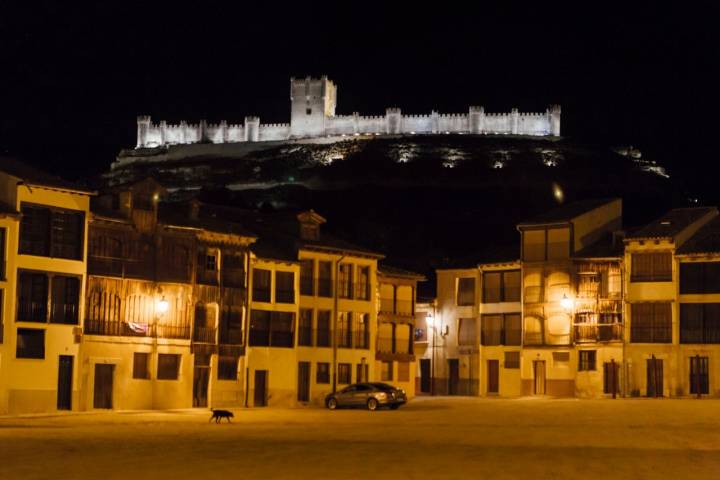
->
[1,397,719,479]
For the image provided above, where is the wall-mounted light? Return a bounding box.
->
[560,294,573,310]
[157,296,169,314]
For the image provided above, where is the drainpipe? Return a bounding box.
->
[332,254,346,394]
[243,251,252,408]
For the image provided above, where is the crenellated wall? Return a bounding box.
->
[134,77,560,148]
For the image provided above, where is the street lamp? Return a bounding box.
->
[157,296,169,314]
[560,293,573,310]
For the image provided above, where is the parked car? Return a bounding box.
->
[325,382,407,411]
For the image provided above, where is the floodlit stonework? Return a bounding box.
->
[134,76,561,148]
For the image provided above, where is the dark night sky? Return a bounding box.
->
[1,2,718,188]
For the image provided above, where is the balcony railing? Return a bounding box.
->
[483,287,521,303]
[378,299,414,316]
[196,269,218,286]
[85,319,151,337]
[524,332,544,345]
[218,329,243,345]
[193,326,217,343]
[355,284,370,301]
[275,289,295,304]
[354,330,370,349]
[574,323,623,343]
[50,303,79,324]
[155,325,191,340]
[17,301,48,322]
[338,280,354,299]
[337,330,353,348]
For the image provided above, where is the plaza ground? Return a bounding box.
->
[1,397,719,480]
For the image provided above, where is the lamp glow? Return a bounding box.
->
[560,294,573,310]
[157,297,169,314]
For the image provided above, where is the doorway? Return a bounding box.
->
[420,359,431,393]
[647,357,664,397]
[254,370,268,407]
[533,360,546,395]
[448,359,459,395]
[298,362,310,402]
[603,361,619,396]
[487,360,499,394]
[93,364,114,409]
[57,355,73,410]
[690,356,709,395]
[193,354,211,407]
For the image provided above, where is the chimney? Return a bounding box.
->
[297,209,327,241]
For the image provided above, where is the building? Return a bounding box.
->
[132,76,561,149]
[0,158,95,414]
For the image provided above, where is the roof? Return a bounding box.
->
[0,200,19,217]
[572,232,624,259]
[676,216,720,255]
[517,198,618,227]
[625,207,717,240]
[159,202,258,238]
[378,264,426,280]
[0,156,95,194]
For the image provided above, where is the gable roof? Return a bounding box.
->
[676,216,720,255]
[517,198,618,227]
[625,207,717,240]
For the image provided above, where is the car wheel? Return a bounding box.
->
[390,404,400,410]
[367,398,378,411]
[327,398,338,410]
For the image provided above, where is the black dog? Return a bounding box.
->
[209,409,234,423]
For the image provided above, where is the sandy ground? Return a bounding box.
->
[1,397,719,480]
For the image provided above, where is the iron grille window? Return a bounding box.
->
[356,266,370,300]
[132,352,150,379]
[631,252,672,282]
[690,356,709,395]
[252,269,271,302]
[680,262,720,294]
[680,303,720,343]
[157,354,180,380]
[19,204,83,260]
[300,259,314,296]
[17,271,48,322]
[338,363,351,384]
[316,310,331,347]
[456,277,476,306]
[504,351,520,369]
[16,328,45,359]
[578,350,597,371]
[275,271,295,304]
[0,228,5,280]
[218,355,239,380]
[249,310,294,347]
[298,309,313,346]
[354,313,369,349]
[317,261,333,297]
[338,264,353,299]
[631,303,672,343]
[316,362,330,384]
[337,312,352,348]
[50,276,80,324]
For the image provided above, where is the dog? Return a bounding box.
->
[209,408,234,423]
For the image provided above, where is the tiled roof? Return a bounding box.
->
[573,232,624,258]
[625,207,717,240]
[676,216,720,254]
[517,198,618,226]
[0,157,95,194]
[378,264,426,280]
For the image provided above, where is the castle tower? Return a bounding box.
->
[550,104,562,136]
[386,108,402,134]
[136,115,151,148]
[469,106,485,134]
[290,76,337,138]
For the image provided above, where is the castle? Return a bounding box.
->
[135,76,561,148]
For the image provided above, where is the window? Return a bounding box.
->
[547,227,570,260]
[356,266,370,300]
[221,253,245,288]
[0,227,6,280]
[306,108,312,115]
[316,310,331,347]
[19,204,84,260]
[298,308,313,346]
[317,362,330,384]
[252,269,271,302]
[690,356,709,395]
[631,303,672,343]
[579,350,597,371]
[0,289,3,344]
[157,354,180,380]
[318,261,333,297]
[456,277,476,306]
[300,223,319,240]
[275,271,295,304]
[458,317,477,346]
[50,276,80,324]
[680,303,720,343]
[356,363,369,383]
[483,270,521,303]
[680,262,720,294]
[522,228,570,261]
[218,356,239,380]
[17,271,48,322]
[552,351,570,367]
[523,229,545,262]
[300,259,314,296]
[219,306,242,344]
[504,314,522,345]
[381,361,393,381]
[205,254,217,271]
[16,328,45,359]
[398,361,410,382]
[338,363,351,384]
[337,311,352,348]
[354,313,369,349]
[133,352,150,379]
[481,315,503,345]
[504,351,520,369]
[338,264,353,299]
[249,310,295,347]
[631,252,672,282]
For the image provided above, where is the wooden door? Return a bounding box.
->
[297,362,310,402]
[533,360,546,395]
[93,364,114,409]
[690,356,709,395]
[448,359,459,395]
[487,360,499,394]
[420,359,431,393]
[647,357,664,397]
[254,370,268,407]
[603,362,619,395]
[193,354,211,408]
[57,355,73,410]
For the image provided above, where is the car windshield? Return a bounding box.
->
[368,383,395,391]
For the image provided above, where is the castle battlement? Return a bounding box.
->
[135,77,561,148]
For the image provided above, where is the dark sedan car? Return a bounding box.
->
[325,382,407,411]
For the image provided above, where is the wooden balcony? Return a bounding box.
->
[192,326,217,343]
[574,323,623,343]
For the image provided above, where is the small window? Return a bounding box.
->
[317,362,330,384]
[157,354,180,380]
[578,350,597,371]
[338,363,351,384]
[206,255,217,271]
[275,271,295,304]
[381,361,393,381]
[552,351,570,367]
[16,328,45,359]
[504,351,520,369]
[306,108,312,115]
[252,269,271,302]
[457,278,475,306]
[218,356,239,380]
[132,352,150,379]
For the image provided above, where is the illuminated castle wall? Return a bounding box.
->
[135,76,561,148]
